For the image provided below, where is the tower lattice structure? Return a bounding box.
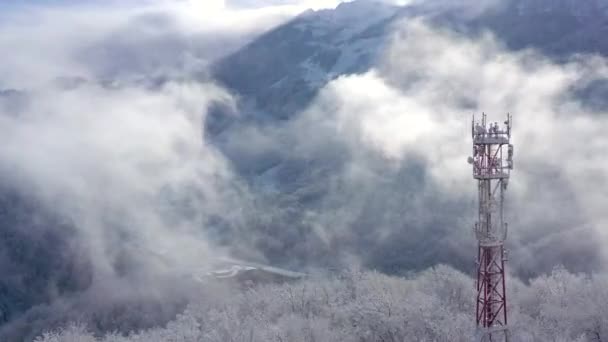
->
[469,113,514,342]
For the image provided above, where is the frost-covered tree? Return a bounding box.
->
[35,266,608,342]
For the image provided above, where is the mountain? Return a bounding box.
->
[0,185,91,327]
[211,1,399,123]
[1,0,608,339]
[211,0,608,126]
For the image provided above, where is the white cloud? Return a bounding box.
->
[295,19,608,272]
[0,81,243,280]
[0,2,273,333]
[0,0,364,291]
[0,0,339,89]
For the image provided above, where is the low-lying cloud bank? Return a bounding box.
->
[0,0,354,290]
[0,79,253,339]
[218,18,608,277]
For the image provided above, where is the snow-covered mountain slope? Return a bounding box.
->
[212,0,608,126]
[212,1,399,122]
[465,0,608,56]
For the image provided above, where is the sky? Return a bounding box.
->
[0,0,349,10]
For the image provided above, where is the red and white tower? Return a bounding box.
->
[469,113,514,342]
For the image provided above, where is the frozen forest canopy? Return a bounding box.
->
[35,267,608,342]
[1,0,608,341]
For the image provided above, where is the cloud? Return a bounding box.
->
[262,18,608,276]
[0,1,275,335]
[0,0,322,89]
[0,81,244,277]
[0,57,252,340]
[380,20,608,275]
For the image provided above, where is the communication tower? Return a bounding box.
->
[468,113,514,342]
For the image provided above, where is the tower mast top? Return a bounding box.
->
[469,113,514,342]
